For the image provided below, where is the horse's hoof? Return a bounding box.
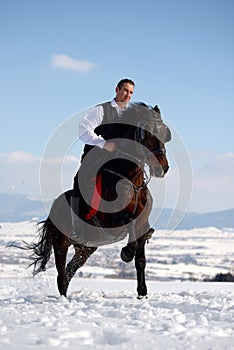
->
[137,294,148,300]
[120,245,136,263]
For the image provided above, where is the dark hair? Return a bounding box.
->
[117,78,135,89]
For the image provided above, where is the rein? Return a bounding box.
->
[114,147,152,187]
[103,168,147,215]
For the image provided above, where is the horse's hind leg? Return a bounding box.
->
[65,245,97,287]
[52,233,69,296]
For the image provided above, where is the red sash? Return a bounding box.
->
[85,174,102,220]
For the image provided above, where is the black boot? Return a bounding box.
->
[120,241,138,263]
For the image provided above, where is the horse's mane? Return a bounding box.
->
[133,102,161,115]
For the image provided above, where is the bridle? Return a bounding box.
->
[135,118,167,178]
[135,119,166,156]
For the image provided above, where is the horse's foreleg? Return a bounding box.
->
[120,220,138,263]
[66,245,97,285]
[135,236,147,298]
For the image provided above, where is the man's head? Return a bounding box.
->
[115,78,135,106]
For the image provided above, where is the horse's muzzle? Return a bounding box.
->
[153,165,168,178]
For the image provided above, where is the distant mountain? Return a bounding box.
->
[0,193,48,222]
[177,209,234,229]
[150,207,234,230]
[0,193,233,229]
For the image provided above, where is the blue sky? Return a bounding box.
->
[1,0,233,213]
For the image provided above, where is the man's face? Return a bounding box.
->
[115,83,134,105]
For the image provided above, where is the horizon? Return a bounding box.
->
[1,191,233,216]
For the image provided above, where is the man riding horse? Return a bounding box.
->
[72,78,165,262]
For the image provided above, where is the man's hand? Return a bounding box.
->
[103,141,116,152]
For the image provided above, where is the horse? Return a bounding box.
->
[25,103,171,298]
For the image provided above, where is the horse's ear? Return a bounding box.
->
[153,105,161,115]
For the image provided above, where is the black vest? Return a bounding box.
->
[81,101,121,160]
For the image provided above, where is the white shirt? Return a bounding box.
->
[79,99,127,148]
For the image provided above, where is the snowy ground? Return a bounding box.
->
[0,221,234,349]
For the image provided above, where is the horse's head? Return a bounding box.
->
[133,103,171,178]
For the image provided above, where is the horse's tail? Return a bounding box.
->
[27,218,54,276]
[27,190,73,275]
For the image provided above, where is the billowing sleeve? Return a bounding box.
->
[79,105,106,148]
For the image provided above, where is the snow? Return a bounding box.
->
[0,221,234,349]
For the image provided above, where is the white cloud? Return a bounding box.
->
[2,150,39,164]
[0,151,79,199]
[51,54,96,72]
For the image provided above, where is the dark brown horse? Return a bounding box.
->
[26,103,171,298]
